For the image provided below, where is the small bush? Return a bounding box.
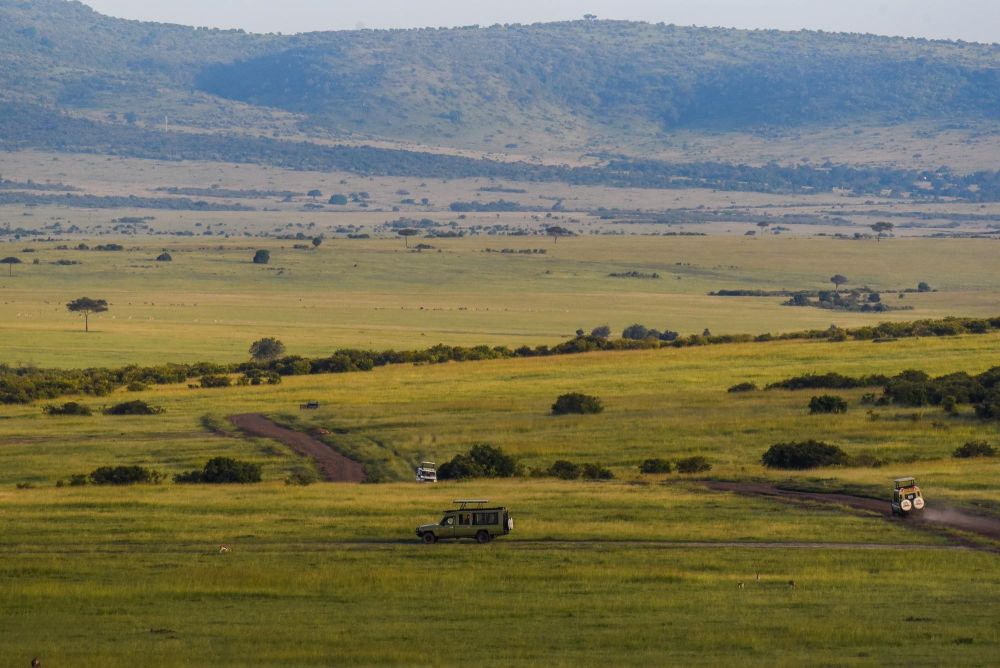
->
[676,456,712,474]
[104,400,163,415]
[809,395,848,414]
[761,440,848,469]
[68,473,88,486]
[127,381,148,392]
[581,463,614,480]
[548,460,582,479]
[849,451,887,468]
[727,382,757,393]
[552,393,604,415]
[437,444,520,480]
[88,465,164,485]
[43,401,91,416]
[252,249,270,264]
[285,466,319,486]
[200,374,231,388]
[175,457,262,484]
[953,441,996,458]
[639,458,672,474]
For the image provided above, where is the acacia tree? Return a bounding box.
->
[397,228,419,248]
[66,297,108,332]
[546,226,570,243]
[1,256,21,276]
[311,236,323,249]
[830,274,848,293]
[249,337,286,362]
[756,221,770,235]
[871,221,894,243]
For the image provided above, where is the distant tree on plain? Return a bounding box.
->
[249,337,286,362]
[307,189,323,200]
[328,194,348,205]
[621,323,648,340]
[871,221,894,242]
[830,274,848,293]
[590,325,612,339]
[397,228,420,247]
[66,297,108,332]
[252,249,270,264]
[311,236,323,248]
[1,256,21,276]
[546,225,570,243]
[155,252,172,262]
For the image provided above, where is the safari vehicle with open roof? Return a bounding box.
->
[416,500,513,543]
[891,477,925,515]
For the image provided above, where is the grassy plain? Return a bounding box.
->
[2,197,1000,663]
[2,234,999,367]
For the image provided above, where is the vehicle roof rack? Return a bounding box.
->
[453,499,489,509]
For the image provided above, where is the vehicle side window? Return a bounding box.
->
[441,516,454,526]
[459,513,470,525]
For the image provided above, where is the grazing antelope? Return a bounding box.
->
[219,545,230,553]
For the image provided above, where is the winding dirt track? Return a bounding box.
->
[229,414,366,482]
[705,481,1000,544]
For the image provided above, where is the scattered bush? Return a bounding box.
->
[809,395,848,414]
[581,463,614,480]
[103,400,163,415]
[285,466,319,485]
[199,374,231,388]
[761,440,848,469]
[953,441,996,458]
[727,382,757,393]
[675,456,712,474]
[552,392,604,415]
[767,372,887,390]
[88,465,164,485]
[252,249,270,264]
[175,457,262,484]
[155,252,172,262]
[639,458,672,474]
[590,325,612,339]
[127,381,148,392]
[548,460,582,480]
[437,444,521,480]
[68,473,88,486]
[43,401,91,416]
[621,323,649,340]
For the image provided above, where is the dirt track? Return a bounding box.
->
[229,414,366,482]
[705,481,1000,544]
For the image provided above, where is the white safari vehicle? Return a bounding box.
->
[891,477,925,515]
[416,461,437,483]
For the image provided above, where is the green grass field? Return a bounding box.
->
[2,235,999,367]
[2,232,999,665]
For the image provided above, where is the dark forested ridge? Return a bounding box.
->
[1,0,998,149]
[2,101,1000,200]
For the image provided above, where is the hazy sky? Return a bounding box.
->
[82,1,999,43]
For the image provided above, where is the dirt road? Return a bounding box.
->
[705,481,1000,544]
[229,414,366,482]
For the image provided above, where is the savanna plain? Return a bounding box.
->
[2,218,999,665]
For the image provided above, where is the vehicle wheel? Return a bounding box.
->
[900,499,912,512]
[913,497,925,510]
[422,532,436,544]
[475,531,491,544]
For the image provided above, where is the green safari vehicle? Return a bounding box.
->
[416,499,513,544]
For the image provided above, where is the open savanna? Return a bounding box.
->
[3,331,999,504]
[2,326,999,663]
[2,234,999,367]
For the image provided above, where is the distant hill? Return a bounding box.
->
[1,0,998,155]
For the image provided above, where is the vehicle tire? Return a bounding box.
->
[475,531,491,544]
[900,499,912,512]
[913,497,925,510]
[422,532,436,544]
